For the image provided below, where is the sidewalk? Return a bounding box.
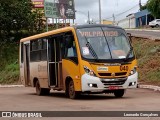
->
[139,85,160,92]
[126,29,160,32]
[0,85,24,88]
[126,29,160,41]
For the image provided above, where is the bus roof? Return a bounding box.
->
[20,26,74,43]
[74,24,123,29]
[20,24,123,43]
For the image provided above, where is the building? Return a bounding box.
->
[118,9,154,28]
[118,13,135,28]
[101,20,113,25]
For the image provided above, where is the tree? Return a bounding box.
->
[140,5,147,11]
[0,0,44,43]
[147,0,160,18]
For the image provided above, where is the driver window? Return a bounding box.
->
[64,33,77,58]
[67,41,77,57]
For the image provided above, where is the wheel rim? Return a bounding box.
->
[69,81,74,98]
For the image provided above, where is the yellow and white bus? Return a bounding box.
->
[20,24,138,99]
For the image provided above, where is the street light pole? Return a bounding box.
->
[88,11,90,24]
[99,0,101,24]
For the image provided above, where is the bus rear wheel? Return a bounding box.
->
[114,89,125,98]
[35,80,50,96]
[67,80,79,99]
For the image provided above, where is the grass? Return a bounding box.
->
[132,37,160,85]
[0,63,19,84]
[0,43,20,84]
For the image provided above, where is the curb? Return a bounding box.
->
[0,85,24,88]
[126,29,160,41]
[131,35,160,41]
[139,85,160,92]
[126,29,160,32]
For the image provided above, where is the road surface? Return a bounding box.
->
[126,29,160,40]
[0,87,160,120]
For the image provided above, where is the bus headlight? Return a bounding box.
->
[84,66,96,77]
[130,66,137,75]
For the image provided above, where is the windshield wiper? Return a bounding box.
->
[125,47,133,60]
[83,36,98,60]
[86,41,99,60]
[101,28,113,59]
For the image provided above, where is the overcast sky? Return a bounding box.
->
[74,0,148,24]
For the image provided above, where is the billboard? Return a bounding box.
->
[32,0,44,8]
[44,0,75,19]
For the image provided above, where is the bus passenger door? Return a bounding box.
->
[24,43,31,86]
[48,37,63,88]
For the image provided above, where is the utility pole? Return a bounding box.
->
[99,0,101,24]
[88,11,90,24]
[46,18,48,32]
[139,0,142,11]
[112,14,115,25]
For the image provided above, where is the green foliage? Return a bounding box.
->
[0,0,45,43]
[147,0,160,18]
[0,63,19,84]
[0,43,19,84]
[0,43,19,71]
[0,0,46,84]
[140,4,147,11]
[146,70,160,82]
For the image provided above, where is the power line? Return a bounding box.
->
[105,4,139,20]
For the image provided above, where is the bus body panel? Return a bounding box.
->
[81,72,138,92]
[23,43,31,86]
[80,59,138,92]
[30,61,49,88]
[62,59,81,91]
[19,44,25,86]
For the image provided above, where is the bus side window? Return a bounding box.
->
[38,39,42,50]
[42,38,47,49]
[41,38,47,61]
[31,40,38,51]
[30,40,41,62]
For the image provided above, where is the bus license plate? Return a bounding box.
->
[109,86,119,90]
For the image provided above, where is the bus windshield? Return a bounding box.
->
[76,27,134,60]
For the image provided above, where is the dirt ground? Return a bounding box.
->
[132,37,160,86]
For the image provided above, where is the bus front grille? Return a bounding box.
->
[98,72,127,77]
[101,78,127,86]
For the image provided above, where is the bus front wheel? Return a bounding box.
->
[66,80,79,99]
[114,89,125,98]
[35,80,50,96]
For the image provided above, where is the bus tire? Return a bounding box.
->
[35,80,50,96]
[43,88,50,95]
[114,89,125,98]
[67,80,79,99]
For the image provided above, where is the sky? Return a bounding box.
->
[74,0,148,24]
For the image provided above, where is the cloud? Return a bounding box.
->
[74,0,148,24]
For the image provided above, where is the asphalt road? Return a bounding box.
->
[0,87,160,120]
[126,30,160,40]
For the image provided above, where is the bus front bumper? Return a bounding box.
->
[81,72,138,92]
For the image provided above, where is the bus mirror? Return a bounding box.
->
[127,33,132,43]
